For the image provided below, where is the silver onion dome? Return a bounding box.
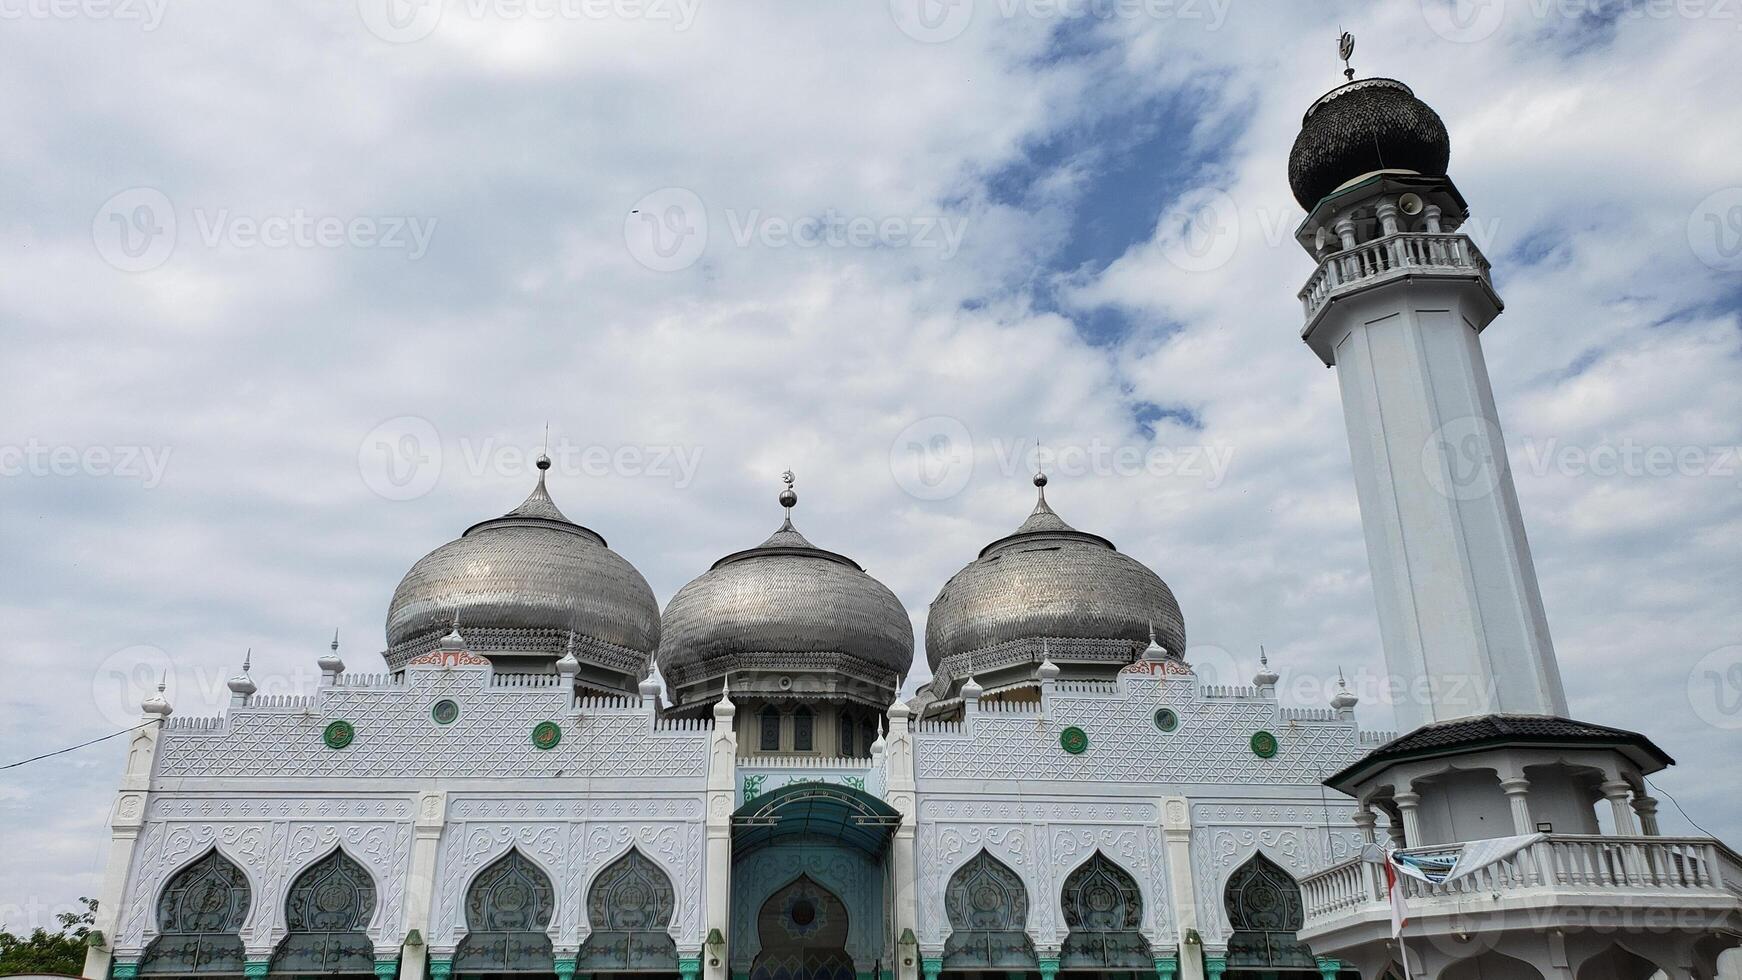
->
[923,476,1185,699]
[657,481,914,709]
[383,457,660,683]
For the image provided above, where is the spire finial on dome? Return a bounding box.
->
[228,650,257,700]
[779,469,798,514]
[1254,645,1280,688]
[1338,30,1355,81]
[330,629,339,653]
[1331,665,1360,711]
[242,647,252,674]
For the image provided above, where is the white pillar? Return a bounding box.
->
[399,791,447,980]
[1393,792,1422,847]
[1500,775,1534,836]
[1632,796,1661,836]
[1161,798,1206,980]
[704,689,738,980]
[84,703,169,979]
[1601,781,1639,836]
[886,700,920,980]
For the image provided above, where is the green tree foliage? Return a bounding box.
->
[0,896,96,977]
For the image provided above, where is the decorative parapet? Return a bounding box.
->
[1298,232,1492,324]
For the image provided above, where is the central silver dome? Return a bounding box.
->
[923,478,1184,700]
[384,462,660,683]
[656,499,914,709]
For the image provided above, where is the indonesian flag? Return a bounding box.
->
[1384,852,1409,938]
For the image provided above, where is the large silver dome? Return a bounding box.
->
[384,461,660,681]
[924,478,1184,696]
[657,504,914,710]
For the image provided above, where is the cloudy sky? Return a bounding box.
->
[3,0,1740,926]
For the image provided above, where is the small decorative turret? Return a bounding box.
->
[713,676,736,724]
[638,658,664,706]
[437,614,466,653]
[1253,647,1280,693]
[556,632,580,686]
[961,675,984,705]
[1331,667,1360,717]
[317,629,345,678]
[226,649,257,705]
[1037,642,1061,683]
[141,678,173,718]
[1143,621,1168,661]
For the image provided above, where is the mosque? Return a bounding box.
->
[79,53,1741,980]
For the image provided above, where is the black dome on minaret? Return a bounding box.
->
[1287,78,1451,210]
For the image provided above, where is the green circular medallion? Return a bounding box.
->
[323,720,355,750]
[431,699,459,725]
[1153,708,1180,733]
[1060,726,1089,755]
[1250,730,1279,759]
[531,721,562,750]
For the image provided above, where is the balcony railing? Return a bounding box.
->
[1299,232,1492,322]
[1301,835,1742,929]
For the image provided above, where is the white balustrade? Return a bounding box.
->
[1299,232,1492,321]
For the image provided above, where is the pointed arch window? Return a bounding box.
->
[139,849,250,975]
[793,708,814,752]
[1224,853,1315,970]
[1059,852,1150,970]
[453,849,556,975]
[941,850,1036,970]
[271,850,377,976]
[576,849,679,973]
[759,706,781,751]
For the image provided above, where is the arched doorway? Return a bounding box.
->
[730,783,902,980]
[941,850,1036,973]
[139,848,250,977]
[749,876,855,980]
[1443,951,1545,980]
[271,849,378,978]
[1223,853,1316,980]
[1059,852,1150,978]
[453,849,557,979]
[576,848,681,979]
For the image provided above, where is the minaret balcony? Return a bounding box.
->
[1297,834,1742,947]
[1299,231,1493,326]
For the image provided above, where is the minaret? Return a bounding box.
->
[1287,46,1567,732]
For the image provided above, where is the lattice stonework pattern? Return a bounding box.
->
[154,676,708,779]
[913,677,1367,783]
[115,798,414,956]
[429,797,704,952]
[915,799,1169,949]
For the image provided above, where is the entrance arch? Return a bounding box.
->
[730,783,901,980]
[576,848,680,975]
[1223,853,1316,975]
[1059,851,1151,973]
[941,850,1036,971]
[452,848,557,977]
[749,875,855,980]
[271,848,377,977]
[139,849,250,976]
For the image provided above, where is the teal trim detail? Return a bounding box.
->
[1317,956,1344,980]
[678,955,702,980]
[921,956,944,980]
[554,955,578,980]
[373,956,400,979]
[243,959,271,979]
[1038,955,1062,980]
[428,956,453,980]
[1155,954,1181,980]
[1204,954,1229,980]
[111,962,140,980]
